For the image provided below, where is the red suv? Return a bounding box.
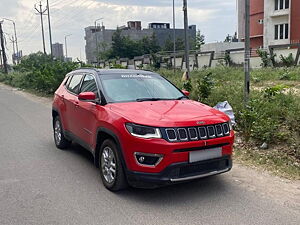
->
[52,69,234,191]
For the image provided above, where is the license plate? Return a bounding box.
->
[189,147,222,163]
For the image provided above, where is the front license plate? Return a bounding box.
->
[189,147,222,163]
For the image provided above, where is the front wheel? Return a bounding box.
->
[99,139,127,191]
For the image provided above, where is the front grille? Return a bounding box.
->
[179,158,228,177]
[162,122,231,142]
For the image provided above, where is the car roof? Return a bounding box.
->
[70,68,156,76]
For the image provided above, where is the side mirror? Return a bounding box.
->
[78,92,96,101]
[182,90,190,97]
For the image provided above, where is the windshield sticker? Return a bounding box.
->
[121,74,152,79]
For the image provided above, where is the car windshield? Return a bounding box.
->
[99,73,186,103]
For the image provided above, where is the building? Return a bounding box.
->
[84,21,196,64]
[52,43,64,60]
[238,0,300,50]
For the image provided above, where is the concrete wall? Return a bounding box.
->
[197,54,211,68]
[273,48,298,62]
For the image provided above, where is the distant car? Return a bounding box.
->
[52,69,234,191]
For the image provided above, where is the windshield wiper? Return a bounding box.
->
[176,96,188,100]
[136,98,167,102]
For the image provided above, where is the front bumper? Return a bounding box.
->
[126,155,232,188]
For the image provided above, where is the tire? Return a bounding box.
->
[99,139,128,191]
[53,116,71,149]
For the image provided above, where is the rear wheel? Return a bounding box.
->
[99,139,127,191]
[53,116,71,149]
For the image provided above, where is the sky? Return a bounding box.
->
[0,0,237,63]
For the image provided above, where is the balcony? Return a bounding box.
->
[270,9,290,17]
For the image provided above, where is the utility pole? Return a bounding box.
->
[244,0,250,103]
[183,0,190,78]
[35,2,47,54]
[0,21,8,74]
[173,0,176,74]
[64,34,72,60]
[3,18,19,64]
[9,35,16,65]
[46,0,53,56]
[94,18,103,65]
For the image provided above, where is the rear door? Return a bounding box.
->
[64,73,84,135]
[75,73,100,147]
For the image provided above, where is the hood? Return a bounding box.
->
[109,100,230,127]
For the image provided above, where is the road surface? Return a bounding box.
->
[0,83,299,225]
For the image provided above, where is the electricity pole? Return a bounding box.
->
[183,0,190,78]
[94,18,103,65]
[173,0,176,74]
[46,0,53,56]
[3,18,19,64]
[65,34,72,60]
[0,21,8,74]
[244,0,250,103]
[35,2,47,54]
[9,35,16,65]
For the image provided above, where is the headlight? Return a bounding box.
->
[125,123,161,139]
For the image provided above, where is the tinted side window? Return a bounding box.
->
[65,76,72,88]
[80,74,99,97]
[68,74,83,94]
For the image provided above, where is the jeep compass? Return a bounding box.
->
[52,69,234,191]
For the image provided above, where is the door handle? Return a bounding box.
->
[75,101,79,108]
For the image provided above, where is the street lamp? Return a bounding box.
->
[94,18,104,65]
[2,18,19,63]
[64,34,72,61]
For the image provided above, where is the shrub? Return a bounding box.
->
[280,53,294,67]
[8,52,79,94]
[196,72,214,103]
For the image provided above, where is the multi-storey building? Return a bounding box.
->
[52,43,64,60]
[84,21,196,64]
[238,0,300,50]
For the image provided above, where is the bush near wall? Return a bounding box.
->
[0,52,79,94]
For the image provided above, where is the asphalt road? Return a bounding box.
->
[0,84,299,225]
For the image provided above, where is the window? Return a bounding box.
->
[274,23,289,40]
[280,24,284,39]
[80,74,99,97]
[65,76,72,88]
[285,0,289,9]
[275,25,278,40]
[285,24,289,39]
[275,0,289,10]
[68,74,83,94]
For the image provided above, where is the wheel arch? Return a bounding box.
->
[95,127,127,170]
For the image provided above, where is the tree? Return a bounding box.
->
[163,37,185,52]
[195,30,205,50]
[99,29,161,60]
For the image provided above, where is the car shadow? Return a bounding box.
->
[64,142,231,205]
